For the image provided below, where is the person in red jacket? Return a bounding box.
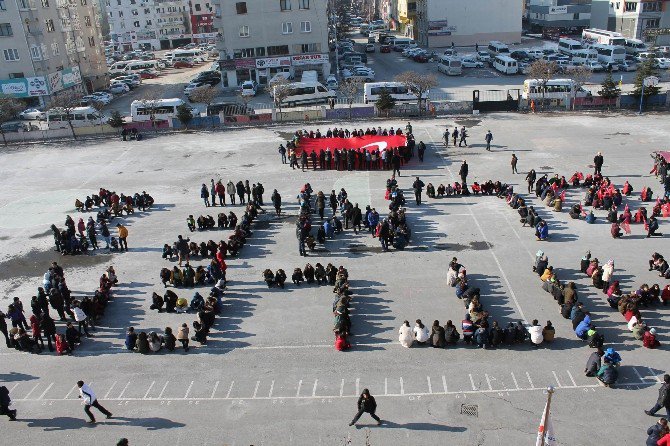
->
[29,315,44,349]
[644,328,661,349]
[334,331,350,351]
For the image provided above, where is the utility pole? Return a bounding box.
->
[539,386,555,446]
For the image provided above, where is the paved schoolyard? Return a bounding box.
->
[0,112,668,445]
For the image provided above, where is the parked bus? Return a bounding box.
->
[582,28,626,46]
[109,61,131,75]
[624,38,648,55]
[572,49,598,65]
[487,41,510,57]
[278,81,336,107]
[492,55,518,74]
[46,106,105,129]
[363,81,427,104]
[521,78,589,100]
[130,98,185,122]
[389,37,415,49]
[592,44,626,65]
[123,60,162,74]
[437,56,463,76]
[558,38,583,56]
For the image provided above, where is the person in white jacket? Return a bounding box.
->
[529,319,543,347]
[413,319,430,345]
[398,321,414,348]
[601,259,614,292]
[72,304,91,337]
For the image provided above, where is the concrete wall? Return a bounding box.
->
[426,0,522,47]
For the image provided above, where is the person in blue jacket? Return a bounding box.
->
[367,208,379,235]
[575,313,591,339]
[536,221,549,241]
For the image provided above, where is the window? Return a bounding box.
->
[118,11,123,17]
[0,0,5,9]
[194,3,200,10]
[298,0,308,8]
[30,45,41,59]
[235,1,246,13]
[282,22,292,34]
[300,21,311,32]
[573,13,579,20]
[643,1,660,12]
[18,0,30,9]
[3,48,19,61]
[256,46,265,57]
[41,0,48,6]
[9,72,24,78]
[132,9,138,15]
[80,0,85,5]
[239,48,254,57]
[146,19,152,25]
[51,42,59,55]
[45,19,55,32]
[300,42,318,53]
[267,44,289,56]
[239,24,249,37]
[85,15,91,26]
[0,23,12,36]
[133,20,139,27]
[645,18,660,29]
[624,2,637,11]
[280,0,290,11]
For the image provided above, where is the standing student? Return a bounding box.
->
[485,130,493,151]
[459,160,469,184]
[412,176,425,205]
[646,374,670,418]
[349,389,382,426]
[77,381,112,423]
[116,224,128,252]
[511,153,518,174]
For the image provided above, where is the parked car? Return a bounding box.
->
[173,60,194,69]
[184,82,205,95]
[602,62,620,72]
[460,57,484,68]
[109,83,130,94]
[326,74,339,90]
[342,67,375,81]
[240,80,258,96]
[92,92,113,103]
[138,69,159,79]
[1,121,38,132]
[476,51,491,62]
[19,108,45,120]
[584,60,605,72]
[380,44,391,53]
[365,43,375,53]
[525,49,545,60]
[413,51,429,63]
[655,58,670,69]
[618,60,637,72]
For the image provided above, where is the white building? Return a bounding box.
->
[215,0,330,88]
[590,0,670,46]
[414,0,523,48]
[0,0,108,106]
[527,0,592,32]
[105,0,196,50]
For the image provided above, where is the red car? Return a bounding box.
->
[413,54,429,63]
[138,70,159,79]
[380,44,391,53]
[173,61,194,69]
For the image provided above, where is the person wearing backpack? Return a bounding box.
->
[596,360,618,387]
[0,385,17,420]
[585,348,604,377]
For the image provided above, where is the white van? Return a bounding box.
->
[558,38,583,57]
[437,56,462,76]
[493,55,518,74]
[124,59,162,74]
[46,106,104,129]
[390,37,415,50]
[279,81,336,107]
[488,41,510,57]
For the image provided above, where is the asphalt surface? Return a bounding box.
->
[0,114,669,445]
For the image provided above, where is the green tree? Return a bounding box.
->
[107,110,125,130]
[633,55,661,98]
[598,71,621,101]
[176,104,193,129]
[375,88,396,117]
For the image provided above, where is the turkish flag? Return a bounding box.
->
[297,135,407,156]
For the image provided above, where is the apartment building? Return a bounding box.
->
[189,0,214,35]
[216,0,330,88]
[527,0,593,32]
[413,0,523,48]
[0,0,107,105]
[591,0,670,45]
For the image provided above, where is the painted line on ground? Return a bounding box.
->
[157,381,169,399]
[144,381,155,400]
[20,383,40,400]
[37,383,53,400]
[268,380,274,399]
[184,381,194,399]
[211,381,219,399]
[104,381,117,399]
[117,382,130,399]
[225,381,234,399]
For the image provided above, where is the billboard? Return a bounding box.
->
[0,76,49,98]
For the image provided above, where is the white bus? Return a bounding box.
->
[592,44,626,65]
[363,81,427,104]
[390,37,414,49]
[109,60,131,75]
[521,78,589,100]
[624,38,648,55]
[278,82,336,107]
[46,106,105,129]
[493,55,518,74]
[437,56,462,76]
[130,98,185,122]
[123,60,161,74]
[558,38,583,56]
[487,41,510,57]
[582,28,626,46]
[572,49,598,65]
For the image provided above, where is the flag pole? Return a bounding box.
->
[540,386,555,446]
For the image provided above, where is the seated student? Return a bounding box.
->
[55,333,72,355]
[536,221,549,241]
[275,269,287,288]
[611,222,623,238]
[647,216,662,238]
[529,320,543,347]
[314,263,327,285]
[190,292,205,312]
[643,328,660,348]
[263,269,275,288]
[334,330,351,351]
[65,322,81,348]
[191,321,208,345]
[584,348,604,376]
[569,203,582,219]
[575,313,591,340]
[150,292,164,312]
[217,213,228,229]
[303,264,315,284]
[125,327,137,351]
[148,332,162,353]
[585,210,596,224]
[292,268,304,285]
[162,244,174,260]
[426,183,435,198]
[187,215,196,232]
[175,297,189,313]
[164,290,178,313]
[596,360,618,387]
[437,184,446,197]
[542,321,555,343]
[136,332,150,354]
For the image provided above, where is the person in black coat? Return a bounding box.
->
[349,389,382,426]
[646,418,668,446]
[646,374,670,418]
[593,152,604,175]
[459,160,468,184]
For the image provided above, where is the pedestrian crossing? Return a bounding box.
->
[3,365,662,403]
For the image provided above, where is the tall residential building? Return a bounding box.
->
[412,0,523,48]
[591,0,670,45]
[0,0,107,106]
[216,0,330,89]
[527,0,592,32]
[397,0,416,39]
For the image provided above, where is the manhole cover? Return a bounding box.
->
[461,404,479,417]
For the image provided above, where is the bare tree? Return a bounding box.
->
[48,91,83,138]
[394,72,437,116]
[188,85,218,126]
[564,65,592,110]
[266,76,291,115]
[338,78,364,119]
[527,60,558,109]
[0,98,23,146]
[137,90,163,131]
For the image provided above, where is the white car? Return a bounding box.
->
[618,61,637,72]
[342,66,375,77]
[475,51,490,62]
[655,58,670,69]
[92,92,113,103]
[525,49,544,60]
[342,70,375,81]
[19,108,45,120]
[585,60,605,72]
[109,83,130,94]
[460,57,484,68]
[326,74,339,90]
[240,80,258,96]
[184,82,205,95]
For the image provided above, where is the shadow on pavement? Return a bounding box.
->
[21,416,186,431]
